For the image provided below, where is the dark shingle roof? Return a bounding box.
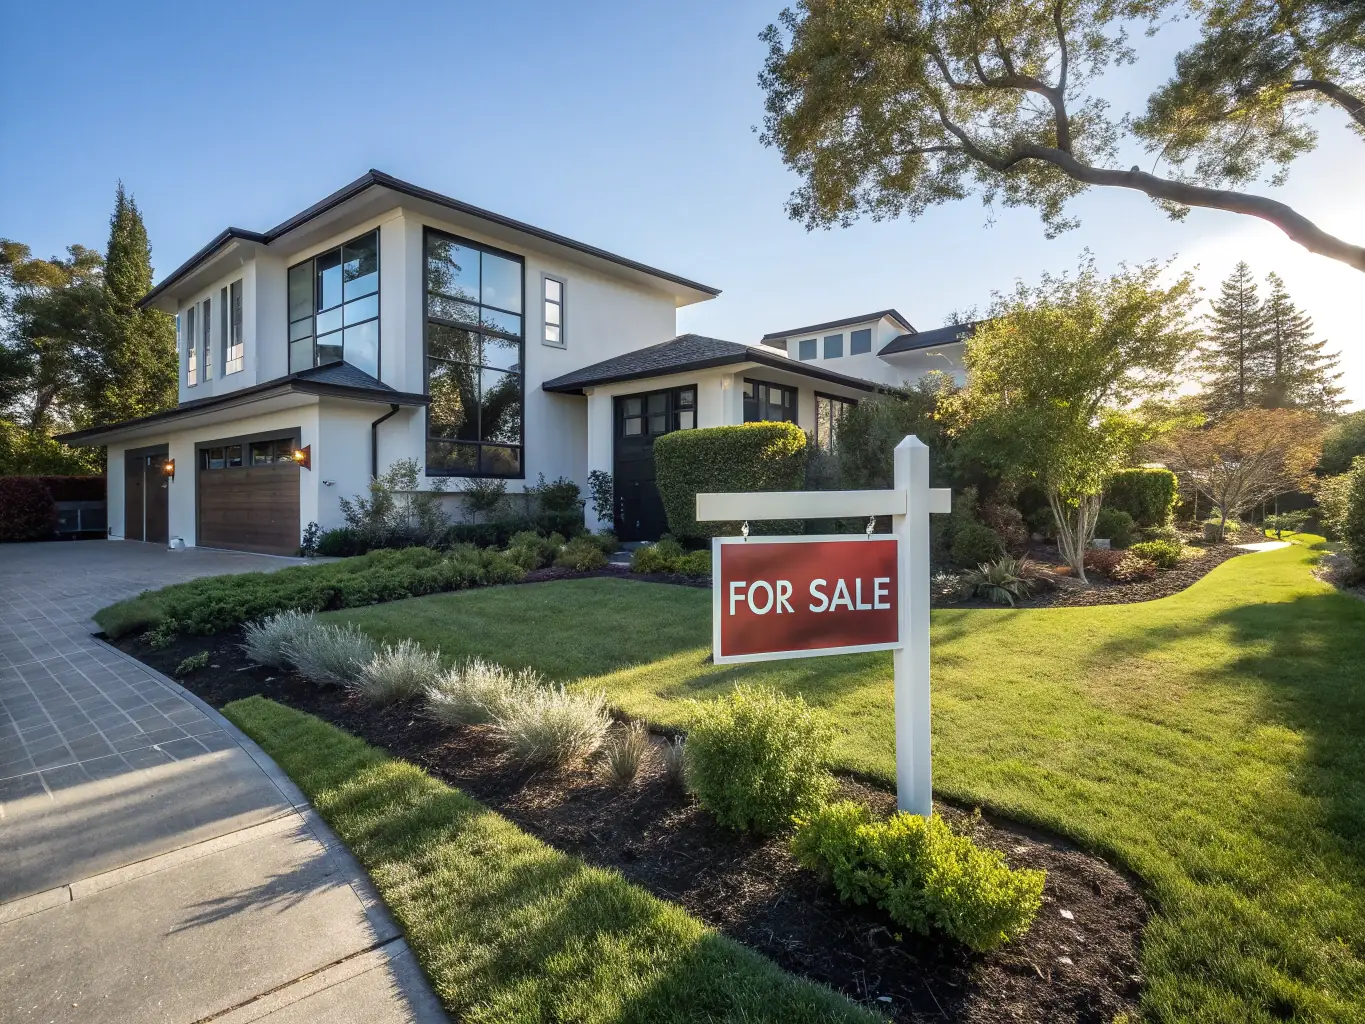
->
[879,321,976,356]
[541,334,880,395]
[760,309,914,346]
[56,363,427,445]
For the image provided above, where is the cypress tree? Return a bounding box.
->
[1260,272,1345,413]
[1197,261,1268,415]
[92,182,177,423]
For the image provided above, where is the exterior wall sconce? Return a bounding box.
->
[161,458,175,481]
[291,445,312,470]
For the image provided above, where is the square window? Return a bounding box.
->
[544,324,561,344]
[208,448,225,470]
[251,442,272,465]
[678,389,694,407]
[647,393,666,414]
[678,410,695,429]
[823,333,844,358]
[798,338,817,360]
[545,278,561,303]
[624,398,642,416]
[624,417,642,436]
[851,328,872,354]
[649,414,667,433]
[226,445,242,468]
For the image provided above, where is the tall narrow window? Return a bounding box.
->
[219,287,228,369]
[226,280,244,374]
[201,297,213,380]
[543,277,563,346]
[424,229,525,477]
[815,393,857,450]
[185,305,198,386]
[286,230,379,377]
[850,328,872,355]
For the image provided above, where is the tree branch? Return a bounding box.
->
[1287,79,1365,132]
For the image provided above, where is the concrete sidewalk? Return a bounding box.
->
[1,541,447,1024]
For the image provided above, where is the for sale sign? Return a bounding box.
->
[712,535,900,664]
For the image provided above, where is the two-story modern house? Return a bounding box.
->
[60,170,919,553]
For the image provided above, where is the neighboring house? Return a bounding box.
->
[760,311,974,391]
[58,170,896,553]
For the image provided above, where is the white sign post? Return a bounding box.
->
[696,435,949,816]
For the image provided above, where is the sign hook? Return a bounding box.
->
[741,520,750,540]
[866,515,876,538]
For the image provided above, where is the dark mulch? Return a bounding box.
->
[117,630,1149,1024]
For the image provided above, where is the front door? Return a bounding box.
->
[613,385,695,542]
[123,448,169,544]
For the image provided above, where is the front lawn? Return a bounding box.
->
[224,696,872,1024]
[327,539,1365,1023]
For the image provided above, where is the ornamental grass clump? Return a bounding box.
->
[494,684,611,767]
[241,610,318,668]
[599,720,651,786]
[791,801,1045,953]
[684,685,835,835]
[283,623,375,688]
[352,639,442,705]
[424,658,541,725]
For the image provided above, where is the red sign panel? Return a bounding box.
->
[712,536,900,663]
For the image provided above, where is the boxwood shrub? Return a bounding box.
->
[95,545,526,639]
[653,423,807,541]
[1094,507,1136,549]
[1105,468,1178,528]
[1129,538,1182,569]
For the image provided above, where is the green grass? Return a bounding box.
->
[223,696,872,1024]
[328,539,1365,1023]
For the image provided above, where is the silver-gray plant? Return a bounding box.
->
[599,721,651,786]
[241,610,317,668]
[283,623,375,687]
[424,658,541,726]
[493,684,611,767]
[663,735,688,790]
[351,639,442,705]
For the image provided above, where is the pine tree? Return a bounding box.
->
[90,182,177,424]
[1197,261,1268,415]
[1260,272,1345,414]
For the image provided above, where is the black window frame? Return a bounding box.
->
[618,384,697,438]
[286,229,381,379]
[742,377,798,425]
[850,328,872,355]
[226,279,244,374]
[542,274,565,347]
[422,226,527,479]
[814,391,857,451]
[185,305,197,387]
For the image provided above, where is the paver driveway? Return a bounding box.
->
[0,540,446,1024]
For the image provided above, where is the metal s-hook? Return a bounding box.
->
[741,520,750,540]
[866,515,876,538]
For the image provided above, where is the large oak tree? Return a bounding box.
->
[759,0,1365,271]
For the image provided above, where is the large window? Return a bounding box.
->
[185,305,197,386]
[743,379,797,424]
[424,229,525,477]
[850,328,872,355]
[815,392,857,450]
[226,280,244,374]
[287,230,379,378]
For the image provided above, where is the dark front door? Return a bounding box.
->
[613,385,696,542]
[123,448,169,544]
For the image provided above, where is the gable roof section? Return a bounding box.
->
[541,334,881,395]
[879,321,976,356]
[55,363,428,445]
[139,170,721,310]
[760,309,914,347]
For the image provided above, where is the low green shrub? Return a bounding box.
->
[283,623,376,687]
[493,684,612,767]
[316,527,367,557]
[1106,468,1178,528]
[425,658,541,726]
[654,422,807,540]
[685,686,835,835]
[950,521,1003,569]
[1130,539,1182,569]
[506,530,564,571]
[175,651,210,677]
[1344,457,1365,570]
[1095,507,1136,549]
[241,610,317,668]
[1139,524,1181,544]
[352,639,442,705]
[140,621,179,650]
[1110,553,1158,581]
[791,801,1045,953]
[554,535,607,571]
[587,529,621,555]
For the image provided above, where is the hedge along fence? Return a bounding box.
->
[1105,467,1178,528]
[654,422,808,541]
[0,475,106,543]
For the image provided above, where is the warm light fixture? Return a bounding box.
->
[291,445,311,470]
[161,458,175,481]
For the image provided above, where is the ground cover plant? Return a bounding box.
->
[324,539,1365,1023]
[223,697,874,1024]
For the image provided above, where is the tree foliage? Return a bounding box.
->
[759,0,1365,271]
[1259,272,1344,412]
[946,256,1200,580]
[1319,409,1365,475]
[1198,261,1266,415]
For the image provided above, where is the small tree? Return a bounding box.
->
[339,458,449,547]
[948,258,1199,582]
[1160,408,1324,541]
[587,469,614,526]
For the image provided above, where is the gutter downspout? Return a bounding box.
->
[371,404,401,479]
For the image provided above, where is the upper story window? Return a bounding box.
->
[185,305,197,386]
[815,393,856,450]
[201,297,213,380]
[226,280,244,374]
[543,276,564,346]
[797,338,816,361]
[743,378,797,424]
[823,333,843,359]
[424,229,525,478]
[287,230,379,378]
[850,328,872,355]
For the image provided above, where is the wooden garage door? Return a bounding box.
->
[197,437,300,556]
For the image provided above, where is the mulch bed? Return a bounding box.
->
[116,630,1149,1024]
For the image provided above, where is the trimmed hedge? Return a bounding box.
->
[0,477,58,541]
[1105,468,1178,528]
[1094,507,1136,549]
[23,475,105,501]
[654,423,808,541]
[94,546,526,639]
[1345,458,1365,571]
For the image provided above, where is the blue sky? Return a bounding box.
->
[2,0,1360,405]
